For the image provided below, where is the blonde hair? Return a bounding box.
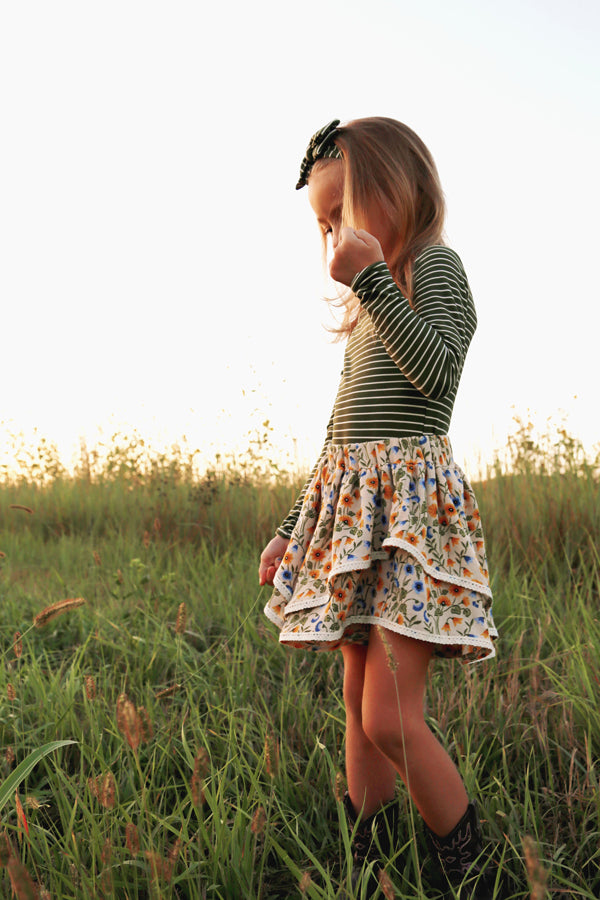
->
[312,117,446,337]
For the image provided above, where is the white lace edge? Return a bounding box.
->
[274,539,492,603]
[262,606,497,663]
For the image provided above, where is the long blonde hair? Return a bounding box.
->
[313,117,446,336]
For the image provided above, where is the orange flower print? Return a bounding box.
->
[481,629,490,639]
[334,588,347,602]
[449,584,462,595]
[383,484,393,500]
[442,622,451,633]
[366,475,378,489]
[283,551,294,564]
[443,542,451,553]
[451,617,463,626]
[397,614,404,625]
[405,460,418,474]
[446,558,456,567]
[473,509,481,520]
[311,547,327,562]
[427,503,438,517]
[340,492,354,507]
[311,569,321,580]
[476,540,485,551]
[323,561,332,574]
[337,609,347,621]
[339,515,353,527]
[444,502,457,518]
[467,520,476,532]
[463,568,472,578]
[437,596,451,606]
[438,515,449,527]
[451,536,460,546]
[405,532,419,546]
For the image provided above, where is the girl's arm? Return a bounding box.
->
[275,410,334,540]
[350,246,475,400]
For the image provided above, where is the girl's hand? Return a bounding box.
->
[259,534,290,586]
[329,227,385,286]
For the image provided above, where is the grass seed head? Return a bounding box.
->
[143,530,151,548]
[125,823,140,856]
[378,868,396,899]
[7,684,16,702]
[378,626,399,673]
[299,871,313,894]
[5,746,15,767]
[116,693,141,752]
[251,805,266,836]
[33,598,86,628]
[85,676,96,701]
[92,551,101,566]
[191,748,209,808]
[522,835,548,900]
[7,856,38,900]
[137,706,153,742]
[13,632,23,659]
[334,771,346,803]
[264,730,280,778]
[175,602,187,635]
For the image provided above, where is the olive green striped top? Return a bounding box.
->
[277,245,477,538]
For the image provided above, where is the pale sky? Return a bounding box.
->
[1,0,599,475]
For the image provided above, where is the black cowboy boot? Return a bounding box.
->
[343,792,400,897]
[423,801,500,899]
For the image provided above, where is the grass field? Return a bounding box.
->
[0,423,598,899]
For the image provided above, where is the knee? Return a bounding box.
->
[362,705,424,762]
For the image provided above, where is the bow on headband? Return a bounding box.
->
[296,119,342,190]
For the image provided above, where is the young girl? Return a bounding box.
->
[259,118,501,899]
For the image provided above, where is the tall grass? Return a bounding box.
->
[0,420,598,898]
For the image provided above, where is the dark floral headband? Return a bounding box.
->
[296,119,342,190]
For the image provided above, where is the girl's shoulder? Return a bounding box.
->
[414,244,466,276]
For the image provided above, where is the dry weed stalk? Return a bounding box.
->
[0,551,6,559]
[7,683,16,702]
[5,746,15,767]
[125,823,140,856]
[33,597,86,628]
[15,792,29,838]
[175,602,187,635]
[116,693,141,752]
[93,550,101,566]
[9,505,34,514]
[522,835,548,900]
[13,632,23,659]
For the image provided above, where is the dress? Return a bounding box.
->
[264,246,498,663]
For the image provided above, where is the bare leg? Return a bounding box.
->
[341,643,397,817]
[361,627,468,837]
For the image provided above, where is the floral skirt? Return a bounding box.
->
[263,436,498,663]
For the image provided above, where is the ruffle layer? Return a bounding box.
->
[264,436,497,662]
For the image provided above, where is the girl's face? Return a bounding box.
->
[307,161,397,262]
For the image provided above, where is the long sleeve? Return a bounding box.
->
[350,246,476,401]
[276,410,334,539]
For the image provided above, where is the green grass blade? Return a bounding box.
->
[0,740,77,812]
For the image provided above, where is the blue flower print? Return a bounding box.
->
[413,601,424,612]
[282,570,292,581]
[426,526,433,539]
[423,610,430,624]
[409,480,416,492]
[413,580,425,593]
[419,436,427,445]
[404,564,414,575]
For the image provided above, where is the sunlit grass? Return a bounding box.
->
[0,419,598,897]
